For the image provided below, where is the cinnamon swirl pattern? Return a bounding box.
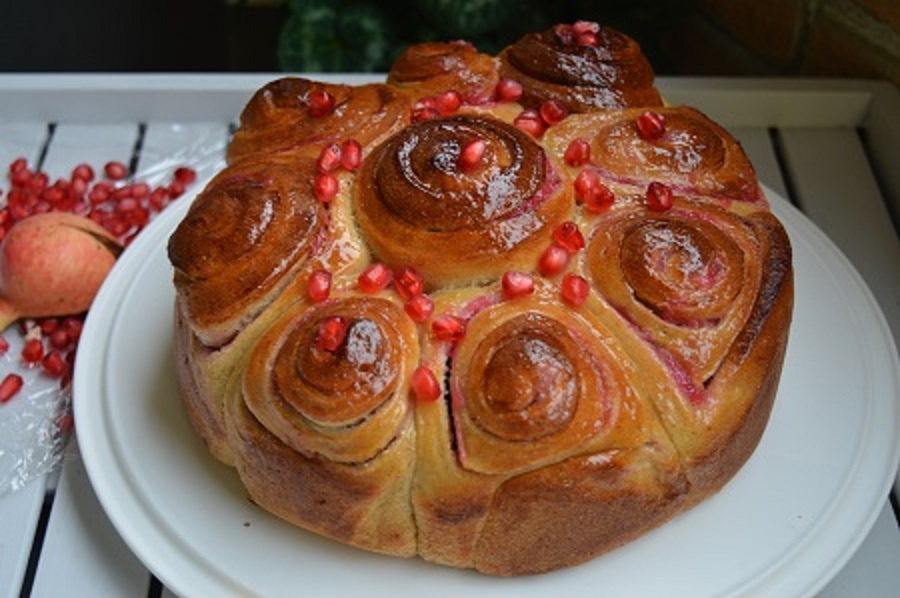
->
[498,22,663,111]
[227,77,412,163]
[168,20,793,577]
[354,114,571,286]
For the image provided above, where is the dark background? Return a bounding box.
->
[1,0,897,88]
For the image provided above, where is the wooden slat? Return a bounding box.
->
[777,127,900,341]
[27,122,152,596]
[860,82,900,223]
[0,121,55,598]
[30,444,151,598]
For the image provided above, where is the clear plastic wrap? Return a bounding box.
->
[0,122,227,496]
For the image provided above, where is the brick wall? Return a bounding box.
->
[663,0,900,87]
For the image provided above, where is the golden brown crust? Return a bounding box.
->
[497,23,663,112]
[168,20,793,577]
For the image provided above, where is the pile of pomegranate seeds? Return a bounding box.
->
[412,90,463,122]
[513,99,570,139]
[554,21,602,48]
[0,157,198,404]
[574,168,616,212]
[1,157,196,246]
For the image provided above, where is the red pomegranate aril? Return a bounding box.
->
[395,266,425,301]
[104,161,128,181]
[538,244,570,277]
[573,20,600,35]
[9,157,27,175]
[561,273,590,306]
[412,106,440,122]
[411,365,442,402]
[116,197,139,213]
[574,169,616,213]
[552,221,585,253]
[72,163,95,182]
[635,111,666,141]
[495,78,523,103]
[11,167,32,187]
[563,138,591,167]
[0,335,8,354]
[513,109,546,138]
[131,181,150,199]
[173,166,197,185]
[435,90,462,115]
[38,318,59,335]
[502,270,535,299]
[308,89,336,117]
[167,181,186,199]
[21,338,44,365]
[307,269,332,302]
[646,181,674,212]
[316,316,348,353]
[458,138,486,172]
[42,350,68,378]
[577,31,599,47]
[0,373,24,403]
[358,263,393,293]
[405,294,435,323]
[340,139,362,171]
[49,329,71,350]
[313,173,339,203]
[539,99,568,125]
[61,317,83,341]
[317,144,342,174]
[432,313,466,342]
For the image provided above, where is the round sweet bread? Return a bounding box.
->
[167,21,793,576]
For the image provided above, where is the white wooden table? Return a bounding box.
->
[0,75,897,597]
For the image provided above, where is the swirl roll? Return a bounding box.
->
[498,23,662,111]
[167,154,325,347]
[387,41,499,104]
[353,114,571,287]
[227,77,412,162]
[546,106,762,202]
[225,294,420,556]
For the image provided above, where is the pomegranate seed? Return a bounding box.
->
[62,317,83,341]
[9,157,27,175]
[38,318,59,335]
[21,338,44,365]
[577,31,599,47]
[404,294,434,323]
[116,197,139,212]
[561,273,590,306]
[104,161,128,180]
[316,316,348,353]
[173,166,197,185]
[49,329,71,350]
[340,139,362,171]
[0,373,24,403]
[501,270,535,299]
[307,269,332,302]
[394,266,425,301]
[552,221,585,253]
[495,78,523,103]
[412,106,440,122]
[435,90,462,115]
[539,99,568,125]
[308,89,336,117]
[513,109,546,138]
[0,335,8,354]
[72,163,95,182]
[313,173,339,203]
[316,144,342,174]
[432,313,466,342]
[42,350,68,378]
[167,181,186,199]
[538,244,570,277]
[411,365,442,402]
[564,138,591,167]
[89,183,111,204]
[131,181,150,199]
[574,168,615,212]
[635,111,666,141]
[458,139,486,172]
[646,181,674,211]
[357,263,393,293]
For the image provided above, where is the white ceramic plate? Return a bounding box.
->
[74,187,900,598]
